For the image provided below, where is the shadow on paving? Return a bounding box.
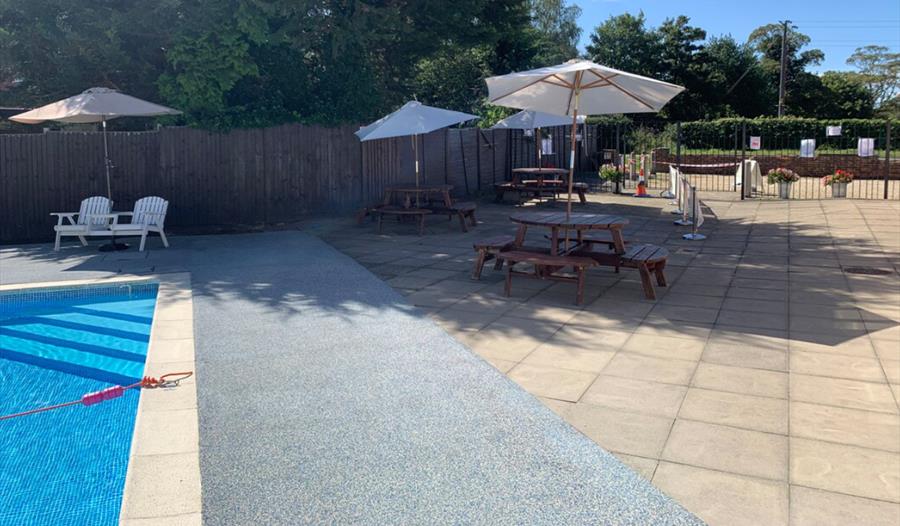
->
[0,229,706,525]
[322,195,900,350]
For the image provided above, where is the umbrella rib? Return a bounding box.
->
[586,69,656,110]
[549,74,575,88]
[580,78,612,89]
[540,79,572,89]
[489,74,555,103]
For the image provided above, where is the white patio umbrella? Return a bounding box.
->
[491,109,586,167]
[485,60,684,216]
[10,87,181,202]
[356,101,477,189]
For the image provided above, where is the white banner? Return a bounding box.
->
[858,138,875,157]
[668,165,679,200]
[826,125,842,136]
[692,186,704,230]
[800,139,816,158]
[680,177,691,223]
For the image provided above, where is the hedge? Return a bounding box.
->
[673,117,897,149]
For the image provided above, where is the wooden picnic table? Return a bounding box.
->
[511,167,569,185]
[383,184,453,208]
[509,211,628,261]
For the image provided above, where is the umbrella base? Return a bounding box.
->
[99,242,130,252]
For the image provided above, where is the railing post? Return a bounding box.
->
[615,123,621,194]
[741,122,747,200]
[885,121,892,200]
[676,122,682,171]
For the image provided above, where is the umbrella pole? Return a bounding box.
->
[413,134,421,206]
[99,117,128,252]
[566,91,580,219]
[536,128,542,167]
[102,118,112,202]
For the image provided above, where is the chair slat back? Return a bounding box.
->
[133,196,168,227]
[78,196,112,226]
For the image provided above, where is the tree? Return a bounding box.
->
[847,45,900,110]
[529,0,582,66]
[747,24,825,116]
[818,71,875,118]
[413,47,492,114]
[585,12,660,78]
[702,35,774,117]
[654,16,707,119]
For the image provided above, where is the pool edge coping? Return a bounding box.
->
[1,274,203,525]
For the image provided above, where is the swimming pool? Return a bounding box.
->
[0,283,158,526]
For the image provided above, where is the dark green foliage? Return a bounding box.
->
[675,117,896,149]
[0,2,889,130]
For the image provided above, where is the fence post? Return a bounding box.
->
[475,129,482,192]
[741,122,747,201]
[615,123,621,194]
[675,122,682,171]
[885,121,892,200]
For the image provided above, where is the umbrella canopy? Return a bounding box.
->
[356,101,477,142]
[485,60,683,218]
[9,87,181,124]
[9,88,181,213]
[485,59,684,117]
[490,110,584,130]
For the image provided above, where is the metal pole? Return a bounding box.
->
[615,123,621,194]
[102,118,112,202]
[741,122,747,200]
[778,20,791,117]
[885,121,892,200]
[676,122,682,171]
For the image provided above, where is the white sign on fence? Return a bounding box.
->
[800,139,816,158]
[749,136,761,150]
[826,125,842,137]
[858,138,875,157]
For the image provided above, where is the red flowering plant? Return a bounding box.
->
[821,169,854,186]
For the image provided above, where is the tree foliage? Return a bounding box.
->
[0,2,891,129]
[847,46,900,111]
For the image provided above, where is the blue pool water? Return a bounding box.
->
[0,283,158,526]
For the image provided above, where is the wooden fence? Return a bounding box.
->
[1,123,597,243]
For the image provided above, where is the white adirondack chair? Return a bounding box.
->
[110,196,170,251]
[52,196,113,251]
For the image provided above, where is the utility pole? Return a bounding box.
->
[777,20,791,117]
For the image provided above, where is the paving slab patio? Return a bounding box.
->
[316,191,900,525]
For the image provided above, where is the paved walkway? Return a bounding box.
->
[318,192,900,526]
[1,232,701,525]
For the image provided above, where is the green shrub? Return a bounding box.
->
[674,117,896,149]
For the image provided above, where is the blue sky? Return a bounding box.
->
[574,0,900,72]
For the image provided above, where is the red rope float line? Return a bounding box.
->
[0,371,193,422]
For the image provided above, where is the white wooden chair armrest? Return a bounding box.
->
[50,212,78,226]
[85,213,119,226]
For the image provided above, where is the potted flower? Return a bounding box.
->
[598,164,621,192]
[821,169,853,198]
[766,167,800,199]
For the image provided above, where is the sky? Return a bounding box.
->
[574,0,900,72]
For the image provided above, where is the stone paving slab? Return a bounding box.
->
[315,192,900,526]
[1,231,702,525]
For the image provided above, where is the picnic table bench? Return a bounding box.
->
[357,184,477,234]
[374,206,431,236]
[494,181,588,204]
[499,250,598,305]
[620,244,669,300]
